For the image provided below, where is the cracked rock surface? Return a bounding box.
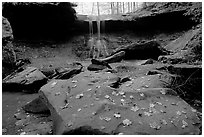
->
[39,71,201,135]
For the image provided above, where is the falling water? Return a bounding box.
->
[89,20,93,37]
[97,2,101,40]
[88,2,109,59]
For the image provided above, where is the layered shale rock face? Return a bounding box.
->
[2,2,77,41]
[3,67,48,92]
[2,16,16,78]
[39,71,201,135]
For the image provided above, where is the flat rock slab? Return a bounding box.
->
[3,67,48,92]
[87,64,108,71]
[40,71,201,135]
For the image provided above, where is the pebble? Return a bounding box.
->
[55,92,61,96]
[140,93,144,97]
[20,132,26,135]
[92,112,96,115]
[67,121,73,127]
[144,85,149,88]
[105,95,110,99]
[156,102,163,105]
[96,85,101,89]
[119,91,125,95]
[126,84,131,87]
[129,95,134,99]
[75,93,83,99]
[72,85,77,88]
[71,80,77,83]
[77,108,82,112]
[160,110,166,113]
[191,109,197,113]
[136,88,141,91]
[60,103,69,109]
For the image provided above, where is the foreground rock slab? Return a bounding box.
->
[40,71,201,135]
[3,67,48,92]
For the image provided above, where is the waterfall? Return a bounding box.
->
[88,2,109,59]
[97,2,100,40]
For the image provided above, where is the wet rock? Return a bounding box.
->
[3,67,48,92]
[98,51,126,63]
[146,70,163,75]
[2,16,16,78]
[113,40,168,60]
[39,72,201,135]
[136,59,154,65]
[91,59,112,69]
[22,97,50,114]
[50,62,83,79]
[87,64,108,71]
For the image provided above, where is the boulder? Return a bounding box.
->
[98,51,125,63]
[40,72,201,135]
[3,67,48,92]
[49,62,83,79]
[113,40,168,60]
[22,97,50,114]
[87,59,112,72]
[2,16,16,78]
[91,59,112,69]
[87,64,108,71]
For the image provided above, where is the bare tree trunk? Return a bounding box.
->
[133,2,135,11]
[123,2,125,13]
[97,2,100,39]
[111,2,113,14]
[117,2,119,14]
[128,2,130,13]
